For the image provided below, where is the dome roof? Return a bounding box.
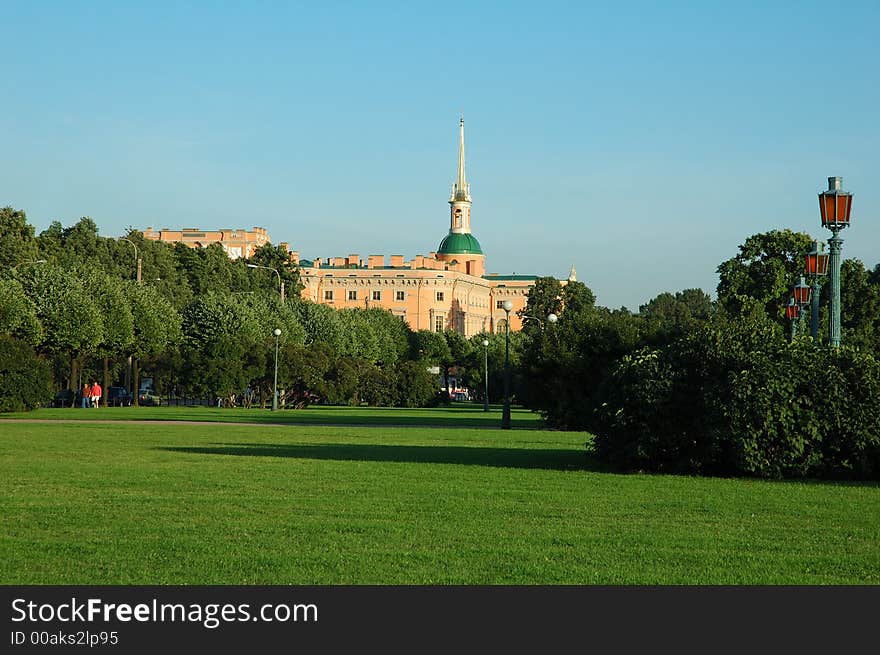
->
[437,232,483,255]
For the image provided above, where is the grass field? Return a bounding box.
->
[1,407,878,584]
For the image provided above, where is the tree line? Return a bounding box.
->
[0,207,511,410]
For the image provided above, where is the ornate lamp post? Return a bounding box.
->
[272,328,281,411]
[501,300,513,429]
[804,241,829,341]
[482,339,489,412]
[818,176,853,347]
[793,276,811,338]
[785,298,801,341]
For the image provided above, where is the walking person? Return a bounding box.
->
[91,380,102,408]
[81,382,91,409]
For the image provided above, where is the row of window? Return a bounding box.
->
[323,290,453,302]
[321,290,518,311]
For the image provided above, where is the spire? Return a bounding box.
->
[568,264,577,282]
[451,117,470,202]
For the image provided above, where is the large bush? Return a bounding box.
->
[0,336,53,412]
[593,313,880,479]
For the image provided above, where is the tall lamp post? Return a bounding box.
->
[804,241,829,341]
[818,176,853,347]
[247,263,284,303]
[272,328,282,411]
[501,300,513,429]
[482,339,489,412]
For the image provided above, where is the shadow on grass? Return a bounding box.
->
[159,442,606,472]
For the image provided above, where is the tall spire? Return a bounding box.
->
[452,117,470,202]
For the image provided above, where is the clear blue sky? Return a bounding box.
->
[2,1,878,310]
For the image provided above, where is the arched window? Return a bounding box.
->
[496,319,507,334]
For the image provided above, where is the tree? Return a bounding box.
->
[249,243,303,300]
[14,264,104,398]
[716,229,813,323]
[0,279,42,345]
[0,207,40,270]
[640,288,714,345]
[560,280,596,316]
[521,276,563,323]
[837,259,880,355]
[82,270,134,405]
[127,282,181,403]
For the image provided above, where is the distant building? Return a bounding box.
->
[143,120,569,337]
[297,119,549,336]
[142,226,271,259]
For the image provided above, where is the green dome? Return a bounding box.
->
[437,232,483,255]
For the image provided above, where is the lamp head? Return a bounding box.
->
[273,328,282,336]
[482,339,489,347]
[502,300,513,312]
[547,313,558,324]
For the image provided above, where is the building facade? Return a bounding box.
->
[142,226,271,259]
[297,119,539,336]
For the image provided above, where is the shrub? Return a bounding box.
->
[593,315,880,479]
[0,335,53,412]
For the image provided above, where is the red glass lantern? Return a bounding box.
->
[785,298,800,320]
[804,241,829,276]
[793,277,811,306]
[818,177,853,229]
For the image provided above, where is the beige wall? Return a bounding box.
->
[299,256,537,337]
[143,226,271,259]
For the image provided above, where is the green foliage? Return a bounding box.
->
[0,207,40,270]
[716,229,813,323]
[393,360,438,407]
[0,279,43,344]
[15,263,104,361]
[593,313,880,479]
[0,335,53,412]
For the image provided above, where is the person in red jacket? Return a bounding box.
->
[91,381,102,408]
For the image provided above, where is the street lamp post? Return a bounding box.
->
[818,176,853,347]
[119,238,142,283]
[272,328,281,411]
[785,298,801,341]
[804,241,829,341]
[793,276,811,339]
[482,339,489,412]
[501,300,513,429]
[247,264,284,303]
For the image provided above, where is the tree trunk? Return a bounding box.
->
[70,357,79,408]
[103,357,110,408]
[133,358,140,407]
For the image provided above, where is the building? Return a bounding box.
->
[297,119,543,336]
[142,226,271,259]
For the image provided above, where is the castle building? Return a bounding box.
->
[142,226,271,259]
[297,119,539,336]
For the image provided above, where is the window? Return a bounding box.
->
[435,315,445,332]
[395,291,405,301]
[496,319,508,334]
[348,290,357,301]
[436,292,444,302]
[372,290,381,301]
[324,290,333,301]
[496,300,504,309]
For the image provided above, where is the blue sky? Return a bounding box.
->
[2,1,878,310]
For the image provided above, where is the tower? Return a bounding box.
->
[436,118,485,277]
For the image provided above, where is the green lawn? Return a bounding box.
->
[1,408,878,584]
